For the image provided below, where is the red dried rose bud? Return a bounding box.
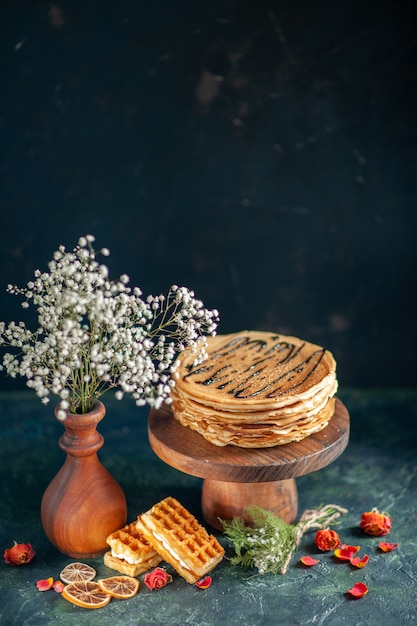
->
[360,508,392,536]
[4,541,36,566]
[144,567,173,591]
[315,529,341,551]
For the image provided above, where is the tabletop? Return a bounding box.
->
[0,388,416,625]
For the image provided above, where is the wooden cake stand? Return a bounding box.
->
[148,398,349,530]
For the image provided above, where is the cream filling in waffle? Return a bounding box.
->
[106,520,163,572]
[151,531,192,573]
[111,550,144,565]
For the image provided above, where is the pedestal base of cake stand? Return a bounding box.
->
[148,398,349,531]
[201,477,298,529]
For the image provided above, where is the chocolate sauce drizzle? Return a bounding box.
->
[184,334,327,398]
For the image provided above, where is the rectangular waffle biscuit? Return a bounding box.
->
[135,496,224,584]
[104,521,163,576]
[103,551,162,576]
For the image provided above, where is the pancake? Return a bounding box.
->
[172,396,335,447]
[170,330,338,447]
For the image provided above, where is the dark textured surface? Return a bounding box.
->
[1,0,416,390]
[1,3,416,620]
[0,388,416,625]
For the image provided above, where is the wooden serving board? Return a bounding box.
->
[148,398,350,483]
[148,399,349,528]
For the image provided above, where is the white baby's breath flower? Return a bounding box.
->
[56,408,67,421]
[0,235,219,416]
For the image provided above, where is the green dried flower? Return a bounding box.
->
[222,504,348,575]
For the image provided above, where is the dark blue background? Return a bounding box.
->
[1,0,416,389]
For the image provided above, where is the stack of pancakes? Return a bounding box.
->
[170,330,338,448]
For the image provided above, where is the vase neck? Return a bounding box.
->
[56,402,106,458]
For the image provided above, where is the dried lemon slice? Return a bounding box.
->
[60,562,97,584]
[97,575,140,599]
[61,581,111,609]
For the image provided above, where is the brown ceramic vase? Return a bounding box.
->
[40,400,127,558]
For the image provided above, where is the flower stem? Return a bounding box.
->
[222,504,348,575]
[280,504,348,573]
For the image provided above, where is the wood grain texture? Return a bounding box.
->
[41,401,127,558]
[148,398,350,483]
[202,478,298,529]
